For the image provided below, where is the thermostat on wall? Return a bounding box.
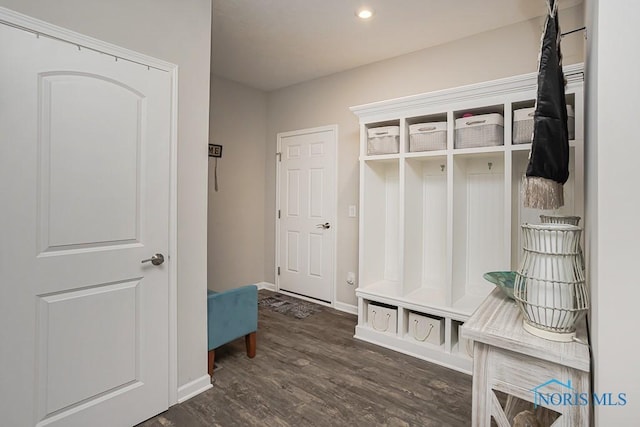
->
[208,144,223,158]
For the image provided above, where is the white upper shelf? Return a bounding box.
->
[350,63,584,124]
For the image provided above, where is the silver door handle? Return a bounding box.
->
[141,253,165,266]
[316,222,330,229]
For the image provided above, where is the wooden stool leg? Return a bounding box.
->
[245,332,256,358]
[208,349,215,377]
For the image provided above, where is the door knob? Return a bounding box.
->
[141,253,165,266]
[316,222,330,229]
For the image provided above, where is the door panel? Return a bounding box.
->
[308,233,323,277]
[309,168,324,218]
[287,169,301,216]
[287,231,300,272]
[278,128,335,302]
[39,281,139,415]
[41,73,143,249]
[0,20,171,427]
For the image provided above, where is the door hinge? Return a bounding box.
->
[277,266,281,276]
[278,209,281,219]
[276,152,282,162]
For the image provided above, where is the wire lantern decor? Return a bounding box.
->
[539,214,581,226]
[541,214,585,270]
[513,223,589,342]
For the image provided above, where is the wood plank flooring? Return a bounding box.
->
[138,291,472,427]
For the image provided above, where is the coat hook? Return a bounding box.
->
[488,162,493,170]
[440,164,445,172]
[114,56,118,62]
[77,45,81,51]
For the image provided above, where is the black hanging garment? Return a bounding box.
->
[522,0,569,209]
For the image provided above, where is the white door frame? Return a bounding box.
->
[0,8,180,406]
[275,124,338,307]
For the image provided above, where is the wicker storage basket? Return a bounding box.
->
[513,107,536,144]
[409,122,447,152]
[367,126,399,155]
[408,312,444,345]
[367,302,397,334]
[513,105,575,144]
[454,113,504,148]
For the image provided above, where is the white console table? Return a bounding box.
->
[461,289,591,426]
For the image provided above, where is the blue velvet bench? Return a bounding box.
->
[207,285,258,377]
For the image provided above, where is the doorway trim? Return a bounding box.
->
[275,124,338,307]
[0,7,180,406]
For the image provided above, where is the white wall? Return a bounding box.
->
[586,0,640,423]
[208,76,267,291]
[0,0,212,390]
[264,5,585,307]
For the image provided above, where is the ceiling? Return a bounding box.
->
[211,0,582,92]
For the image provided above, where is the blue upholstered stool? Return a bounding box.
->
[207,285,258,377]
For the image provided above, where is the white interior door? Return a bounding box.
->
[277,126,336,303]
[0,20,172,427]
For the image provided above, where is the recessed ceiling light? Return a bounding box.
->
[356,8,374,20]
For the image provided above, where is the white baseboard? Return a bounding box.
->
[177,375,212,404]
[256,281,276,291]
[334,301,357,315]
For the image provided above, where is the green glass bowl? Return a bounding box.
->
[483,271,517,300]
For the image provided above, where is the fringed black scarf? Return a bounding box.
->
[522,0,569,209]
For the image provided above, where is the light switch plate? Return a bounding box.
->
[348,205,357,217]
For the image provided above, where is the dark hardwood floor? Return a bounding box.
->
[139,291,472,427]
